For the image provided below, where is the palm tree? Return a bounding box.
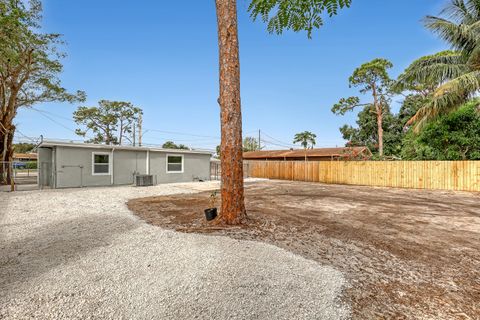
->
[397,0,480,128]
[293,131,317,149]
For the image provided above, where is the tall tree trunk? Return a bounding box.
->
[1,91,17,185]
[215,0,247,224]
[372,84,384,157]
[0,122,15,185]
[377,109,384,157]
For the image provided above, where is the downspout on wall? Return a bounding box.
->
[53,147,57,189]
[111,148,115,185]
[146,150,150,174]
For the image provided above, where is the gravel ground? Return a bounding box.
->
[0,181,349,320]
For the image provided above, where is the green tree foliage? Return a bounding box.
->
[13,142,35,153]
[293,131,317,149]
[73,100,142,145]
[243,136,260,152]
[339,94,426,158]
[25,161,37,169]
[396,94,427,127]
[332,58,393,156]
[0,0,84,182]
[401,100,480,160]
[396,0,480,128]
[162,141,189,150]
[339,104,402,156]
[248,0,352,38]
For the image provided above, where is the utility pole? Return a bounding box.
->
[138,114,142,147]
[133,123,136,147]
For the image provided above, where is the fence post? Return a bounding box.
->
[9,163,14,192]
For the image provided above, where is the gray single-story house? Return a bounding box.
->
[37,141,212,189]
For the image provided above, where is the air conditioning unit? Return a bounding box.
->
[136,174,153,187]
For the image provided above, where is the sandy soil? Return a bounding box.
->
[128,180,480,320]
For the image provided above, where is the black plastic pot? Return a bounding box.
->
[204,208,218,221]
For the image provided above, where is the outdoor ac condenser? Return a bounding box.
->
[136,174,153,187]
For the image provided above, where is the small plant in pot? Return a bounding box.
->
[204,191,218,221]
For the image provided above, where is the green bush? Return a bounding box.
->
[401,100,480,160]
[26,161,37,169]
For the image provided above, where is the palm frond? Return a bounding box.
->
[442,0,474,23]
[466,42,480,67]
[397,51,467,87]
[408,71,480,128]
[434,70,480,96]
[404,0,480,129]
[466,0,480,20]
[424,16,478,52]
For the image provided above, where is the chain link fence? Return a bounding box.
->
[0,161,38,191]
[210,161,250,181]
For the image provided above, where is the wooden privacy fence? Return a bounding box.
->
[245,160,480,192]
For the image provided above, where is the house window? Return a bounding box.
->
[92,152,110,175]
[166,154,183,173]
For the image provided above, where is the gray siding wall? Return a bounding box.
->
[149,152,211,184]
[45,146,210,188]
[55,146,111,188]
[113,150,147,185]
[38,147,53,187]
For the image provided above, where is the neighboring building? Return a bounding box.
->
[13,153,38,162]
[12,153,38,169]
[243,147,372,161]
[38,141,212,189]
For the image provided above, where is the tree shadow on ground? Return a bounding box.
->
[0,214,139,293]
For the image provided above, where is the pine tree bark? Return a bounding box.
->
[215,0,247,224]
[372,83,384,157]
[376,109,384,157]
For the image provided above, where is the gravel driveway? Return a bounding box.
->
[0,181,349,320]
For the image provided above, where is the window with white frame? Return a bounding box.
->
[92,152,110,175]
[166,154,183,173]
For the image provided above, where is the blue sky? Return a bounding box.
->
[16,0,447,150]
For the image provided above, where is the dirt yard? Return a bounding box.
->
[128,180,480,320]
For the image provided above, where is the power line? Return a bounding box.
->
[15,129,39,144]
[30,107,76,122]
[141,134,220,143]
[261,138,295,149]
[243,130,259,136]
[261,131,296,147]
[30,108,96,140]
[27,108,219,146]
[31,108,78,134]
[28,107,306,149]
[145,128,220,139]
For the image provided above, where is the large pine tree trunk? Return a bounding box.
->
[215,0,247,224]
